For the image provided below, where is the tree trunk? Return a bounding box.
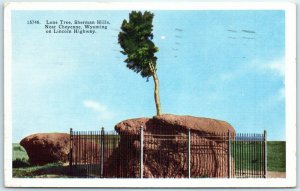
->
[149,62,162,116]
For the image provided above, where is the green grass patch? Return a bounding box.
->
[13,143,30,168]
[231,141,264,171]
[231,141,285,172]
[267,141,285,172]
[13,143,29,161]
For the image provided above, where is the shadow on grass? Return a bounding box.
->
[13,158,30,168]
[13,163,73,178]
[33,165,71,177]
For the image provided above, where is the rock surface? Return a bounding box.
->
[20,133,70,165]
[107,114,235,178]
[153,114,235,135]
[115,114,235,136]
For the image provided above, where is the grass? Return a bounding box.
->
[13,143,30,168]
[12,143,77,178]
[13,143,29,161]
[231,141,264,171]
[267,141,286,172]
[13,162,72,178]
[231,141,286,172]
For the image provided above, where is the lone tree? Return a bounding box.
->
[118,11,162,115]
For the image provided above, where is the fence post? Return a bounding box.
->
[264,130,267,178]
[69,128,73,175]
[187,128,191,178]
[100,127,104,178]
[140,126,143,179]
[228,131,231,178]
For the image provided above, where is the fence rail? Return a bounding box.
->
[69,128,267,178]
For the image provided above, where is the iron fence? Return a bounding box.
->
[231,132,267,178]
[69,127,267,178]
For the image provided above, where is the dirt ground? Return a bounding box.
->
[267,171,286,178]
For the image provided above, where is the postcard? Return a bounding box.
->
[4,1,296,188]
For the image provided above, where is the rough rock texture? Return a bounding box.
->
[153,114,235,135]
[20,133,70,165]
[106,114,235,178]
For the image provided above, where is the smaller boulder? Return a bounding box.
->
[20,133,70,165]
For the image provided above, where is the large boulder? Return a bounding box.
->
[107,114,235,178]
[20,133,70,165]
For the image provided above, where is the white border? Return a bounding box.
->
[4,2,296,188]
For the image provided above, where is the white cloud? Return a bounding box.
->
[251,57,286,106]
[160,36,166,40]
[261,57,285,77]
[83,100,113,120]
[219,56,285,82]
[250,56,285,77]
[216,57,286,107]
[83,100,106,112]
[219,67,244,81]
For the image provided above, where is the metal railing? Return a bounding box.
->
[69,127,267,178]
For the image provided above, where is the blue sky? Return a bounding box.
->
[11,10,285,142]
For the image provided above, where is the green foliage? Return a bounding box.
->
[118,11,159,79]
